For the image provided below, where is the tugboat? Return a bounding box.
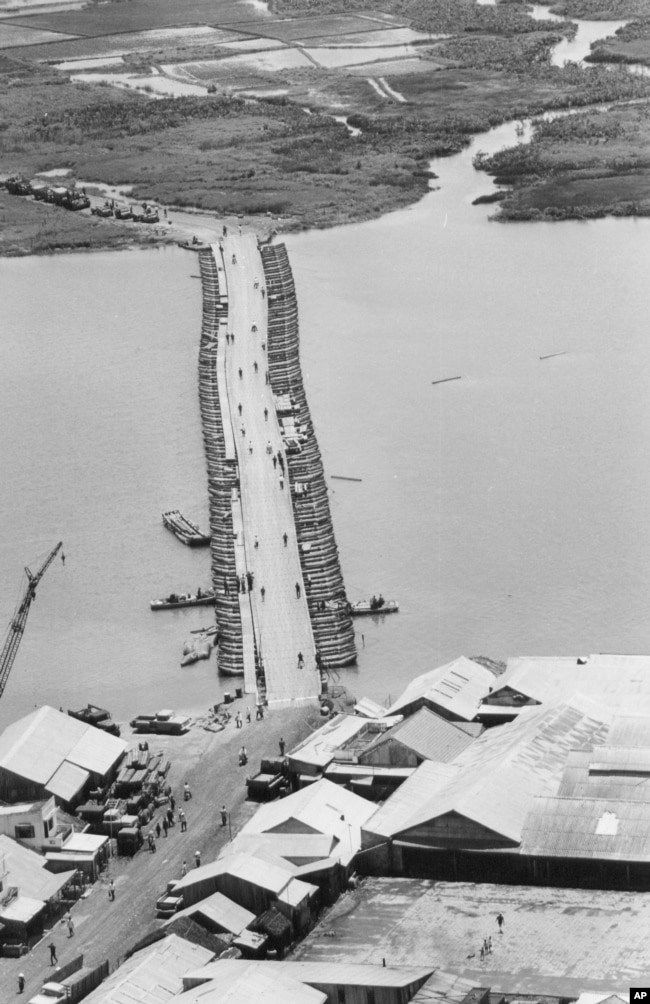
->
[150,588,216,611]
[162,510,211,547]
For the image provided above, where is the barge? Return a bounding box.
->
[349,598,399,617]
[162,510,211,547]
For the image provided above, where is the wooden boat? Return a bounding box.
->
[162,510,211,547]
[178,238,210,251]
[349,598,399,617]
[150,589,216,611]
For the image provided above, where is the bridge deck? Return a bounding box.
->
[217,235,318,706]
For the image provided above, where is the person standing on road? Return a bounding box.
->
[221,805,228,827]
[254,361,259,373]
[238,402,243,416]
[297,651,304,669]
[256,702,264,720]
[195,850,201,868]
[496,912,504,933]
[260,586,266,602]
[108,880,116,901]
[49,942,57,965]
[283,532,288,547]
[184,781,192,800]
[264,407,268,421]
[273,455,277,469]
[162,817,169,837]
[18,973,25,993]
[67,917,74,938]
[295,581,301,598]
[235,712,242,729]
[239,368,243,379]
[279,737,286,756]
[279,475,284,490]
[179,809,187,832]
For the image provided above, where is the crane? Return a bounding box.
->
[0,541,63,700]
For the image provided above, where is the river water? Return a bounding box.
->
[1,25,649,727]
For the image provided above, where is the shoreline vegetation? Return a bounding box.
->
[1,0,650,254]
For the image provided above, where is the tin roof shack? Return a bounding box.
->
[81,932,214,1004]
[0,797,61,852]
[226,832,344,906]
[164,890,255,937]
[387,658,495,722]
[358,708,482,768]
[0,707,127,810]
[287,714,401,781]
[183,959,434,1004]
[0,833,76,942]
[478,654,650,725]
[170,853,317,935]
[362,697,613,882]
[45,832,109,883]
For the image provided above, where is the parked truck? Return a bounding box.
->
[28,961,108,1003]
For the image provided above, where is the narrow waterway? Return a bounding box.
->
[1,16,648,724]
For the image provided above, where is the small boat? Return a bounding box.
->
[349,598,399,617]
[162,510,211,547]
[178,238,210,251]
[151,589,216,611]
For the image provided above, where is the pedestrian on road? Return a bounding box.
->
[247,571,254,591]
[240,424,245,437]
[483,937,489,956]
[108,880,116,901]
[279,475,284,490]
[496,913,504,932]
[273,455,277,469]
[239,368,243,379]
[184,781,192,800]
[67,917,74,937]
[260,586,266,602]
[195,850,201,868]
[266,440,272,454]
[179,809,187,832]
[162,817,169,837]
[278,453,285,472]
[155,821,161,839]
[297,651,304,669]
[279,737,286,756]
[252,324,257,333]
[181,861,187,877]
[148,832,156,853]
[226,332,230,344]
[264,407,268,421]
[254,535,259,548]
[254,280,259,289]
[480,945,485,962]
[238,402,243,415]
[249,441,253,454]
[283,532,288,547]
[239,746,248,765]
[221,805,228,826]
[295,581,301,598]
[246,707,252,724]
[49,942,57,965]
[254,361,259,373]
[240,575,246,593]
[231,333,235,344]
[487,936,492,953]
[256,702,264,720]
[265,370,269,384]
[18,973,25,993]
[61,552,65,565]
[235,712,242,729]
[170,794,176,811]
[262,289,265,299]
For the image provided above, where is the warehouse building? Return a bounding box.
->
[387,657,496,722]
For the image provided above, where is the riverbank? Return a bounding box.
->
[2,0,650,255]
[0,700,319,996]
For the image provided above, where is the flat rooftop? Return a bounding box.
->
[291,878,650,996]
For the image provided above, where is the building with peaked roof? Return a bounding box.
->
[183,959,434,1004]
[479,654,650,723]
[358,708,482,768]
[387,657,495,722]
[558,747,650,801]
[163,890,255,937]
[82,933,214,1004]
[287,714,402,778]
[0,833,76,938]
[177,964,327,1003]
[240,778,376,865]
[0,706,126,808]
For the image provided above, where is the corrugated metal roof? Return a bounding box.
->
[609,714,650,747]
[388,657,495,720]
[558,749,650,801]
[0,706,126,790]
[287,714,400,769]
[365,695,613,845]
[231,832,336,863]
[589,746,650,773]
[184,960,434,990]
[0,834,76,901]
[172,852,294,896]
[83,933,214,1004]
[410,969,478,1003]
[241,779,376,845]
[360,708,479,764]
[47,761,89,801]
[164,891,255,935]
[521,795,650,860]
[325,763,415,780]
[354,698,389,719]
[64,833,108,853]
[363,761,460,840]
[0,895,45,923]
[493,654,650,714]
[180,966,327,1003]
[277,878,317,907]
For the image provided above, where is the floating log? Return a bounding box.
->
[331,476,363,483]
[431,376,462,386]
[539,351,566,361]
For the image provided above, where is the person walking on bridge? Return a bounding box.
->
[239,367,243,379]
[260,585,266,602]
[297,651,304,669]
[295,581,301,599]
[264,407,268,421]
[254,361,259,373]
[238,402,243,416]
[283,532,288,547]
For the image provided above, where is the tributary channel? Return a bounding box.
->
[1,14,649,725]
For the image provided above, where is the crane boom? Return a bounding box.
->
[0,541,63,700]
